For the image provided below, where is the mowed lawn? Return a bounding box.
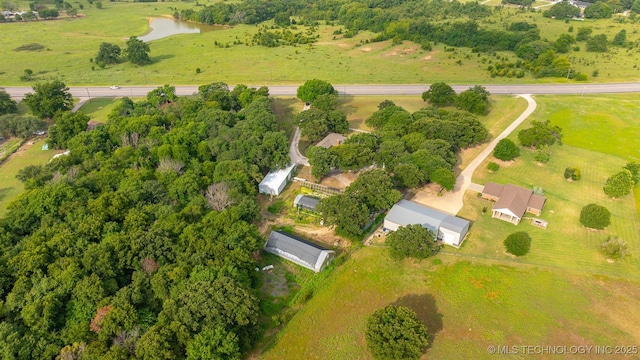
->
[459,94,640,275]
[260,247,640,359]
[78,97,120,123]
[0,139,62,216]
[528,94,640,218]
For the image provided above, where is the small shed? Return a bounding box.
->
[264,230,335,272]
[293,194,320,212]
[258,164,296,196]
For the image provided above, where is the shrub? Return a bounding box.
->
[564,167,581,181]
[534,147,551,163]
[600,237,629,260]
[504,232,531,256]
[493,138,520,161]
[487,162,500,172]
[580,203,611,229]
[603,169,633,198]
[366,305,429,360]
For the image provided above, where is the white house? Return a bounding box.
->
[384,200,470,248]
[258,164,296,196]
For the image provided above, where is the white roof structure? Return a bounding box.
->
[258,164,296,196]
[264,231,335,272]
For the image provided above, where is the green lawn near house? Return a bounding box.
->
[0,139,63,216]
[260,246,640,359]
[465,144,640,276]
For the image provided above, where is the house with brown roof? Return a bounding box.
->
[481,182,546,225]
[316,133,346,149]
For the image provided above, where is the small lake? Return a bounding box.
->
[139,18,225,42]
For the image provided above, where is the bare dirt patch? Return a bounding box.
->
[361,47,372,52]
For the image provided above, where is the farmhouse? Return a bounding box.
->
[316,133,346,149]
[258,163,296,196]
[482,182,546,225]
[384,200,470,248]
[264,230,335,272]
[293,194,320,212]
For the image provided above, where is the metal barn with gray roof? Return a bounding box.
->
[384,200,470,248]
[264,231,335,272]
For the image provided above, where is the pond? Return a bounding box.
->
[139,18,225,42]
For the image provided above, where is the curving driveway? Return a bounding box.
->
[412,94,537,215]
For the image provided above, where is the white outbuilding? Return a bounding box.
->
[258,164,296,196]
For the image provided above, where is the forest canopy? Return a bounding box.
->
[0,84,290,359]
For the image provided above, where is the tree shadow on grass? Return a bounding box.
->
[392,293,443,351]
[151,54,175,63]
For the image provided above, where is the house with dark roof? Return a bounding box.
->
[481,182,546,225]
[316,133,346,149]
[384,200,470,248]
[264,230,335,272]
[293,194,320,212]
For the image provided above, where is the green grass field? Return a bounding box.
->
[260,247,640,359]
[461,94,640,275]
[1,2,640,85]
[0,139,62,216]
[77,97,120,123]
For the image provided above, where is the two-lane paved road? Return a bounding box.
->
[4,82,640,99]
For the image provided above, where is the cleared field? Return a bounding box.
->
[1,3,640,85]
[529,95,640,162]
[260,246,640,359]
[77,97,119,123]
[0,139,62,216]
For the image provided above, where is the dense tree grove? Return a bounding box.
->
[0,84,290,358]
[0,114,47,138]
[307,99,487,191]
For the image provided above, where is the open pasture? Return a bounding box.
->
[1,3,640,85]
[260,247,640,359]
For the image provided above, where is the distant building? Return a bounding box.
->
[316,133,346,149]
[384,200,471,248]
[482,182,546,225]
[293,194,320,212]
[264,230,335,272]
[258,164,296,196]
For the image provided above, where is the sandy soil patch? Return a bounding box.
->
[361,47,372,52]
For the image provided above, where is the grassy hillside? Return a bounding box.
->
[1,2,640,85]
[260,247,640,359]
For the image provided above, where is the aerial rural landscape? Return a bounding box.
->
[0,0,639,358]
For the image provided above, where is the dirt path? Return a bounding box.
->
[412,94,537,215]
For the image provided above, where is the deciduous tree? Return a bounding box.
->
[0,89,17,115]
[366,305,429,360]
[504,232,531,256]
[580,203,611,229]
[430,168,456,193]
[493,138,520,161]
[23,80,73,119]
[296,79,337,103]
[125,36,151,65]
[48,111,90,148]
[421,82,456,107]
[386,224,439,259]
[95,42,121,65]
[603,169,633,198]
